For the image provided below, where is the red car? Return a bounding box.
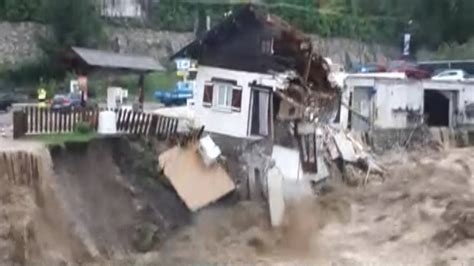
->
[388,60,430,79]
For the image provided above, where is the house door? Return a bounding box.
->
[424,90,458,128]
[352,86,373,132]
[249,86,272,137]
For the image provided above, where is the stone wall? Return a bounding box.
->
[311,35,398,67]
[0,22,47,65]
[104,27,194,64]
[0,22,396,68]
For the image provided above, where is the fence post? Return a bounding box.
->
[13,110,27,139]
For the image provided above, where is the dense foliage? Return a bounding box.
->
[2,0,103,84]
[0,0,42,21]
[0,0,473,54]
[147,0,474,50]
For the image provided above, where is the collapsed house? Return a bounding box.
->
[167,4,381,225]
[171,3,340,187]
[172,4,339,139]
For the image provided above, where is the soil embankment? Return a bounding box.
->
[2,137,474,265]
[0,137,190,265]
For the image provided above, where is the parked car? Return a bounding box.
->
[155,81,193,106]
[432,69,474,81]
[50,94,82,111]
[0,93,19,112]
[387,60,430,79]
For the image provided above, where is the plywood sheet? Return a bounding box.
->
[159,145,235,211]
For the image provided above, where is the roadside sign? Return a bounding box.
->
[176,58,191,71]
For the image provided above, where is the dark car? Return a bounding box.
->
[50,94,82,111]
[388,60,430,79]
[0,93,18,112]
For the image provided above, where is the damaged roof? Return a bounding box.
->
[173,4,339,115]
[173,5,334,87]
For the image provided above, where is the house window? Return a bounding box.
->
[215,83,233,109]
[202,79,242,112]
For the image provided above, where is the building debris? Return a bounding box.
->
[267,167,285,227]
[271,146,302,181]
[159,143,235,211]
[198,135,221,166]
[333,131,358,163]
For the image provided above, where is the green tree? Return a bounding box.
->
[38,0,104,78]
[0,0,41,21]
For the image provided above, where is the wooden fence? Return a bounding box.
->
[13,106,179,139]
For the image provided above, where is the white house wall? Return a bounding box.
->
[194,65,275,138]
[345,77,474,129]
[374,79,423,129]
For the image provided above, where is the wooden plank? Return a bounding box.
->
[134,112,142,135]
[24,108,29,135]
[66,109,71,132]
[149,115,158,137]
[138,113,144,135]
[94,109,99,130]
[164,117,172,138]
[124,110,132,133]
[131,112,138,134]
[120,109,128,131]
[38,107,44,134]
[156,116,164,137]
[130,112,137,134]
[63,110,68,133]
[144,114,152,135]
[58,111,63,133]
[54,110,59,133]
[123,110,131,133]
[48,108,53,133]
[116,109,123,131]
[172,118,179,135]
[137,112,143,134]
[34,107,39,134]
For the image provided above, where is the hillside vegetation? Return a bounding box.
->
[1,0,474,93]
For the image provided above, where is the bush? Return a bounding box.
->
[1,0,42,21]
[75,121,93,134]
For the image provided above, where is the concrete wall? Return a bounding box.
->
[344,76,474,130]
[193,65,277,138]
[374,79,424,129]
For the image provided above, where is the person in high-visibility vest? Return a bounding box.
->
[37,87,47,108]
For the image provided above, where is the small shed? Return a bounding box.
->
[64,47,165,109]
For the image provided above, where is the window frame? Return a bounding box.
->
[203,78,242,112]
[213,82,234,111]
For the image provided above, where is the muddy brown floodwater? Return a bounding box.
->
[110,147,474,266]
[2,137,474,266]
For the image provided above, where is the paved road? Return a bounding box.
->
[0,111,12,138]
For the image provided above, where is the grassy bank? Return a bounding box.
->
[28,132,99,146]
